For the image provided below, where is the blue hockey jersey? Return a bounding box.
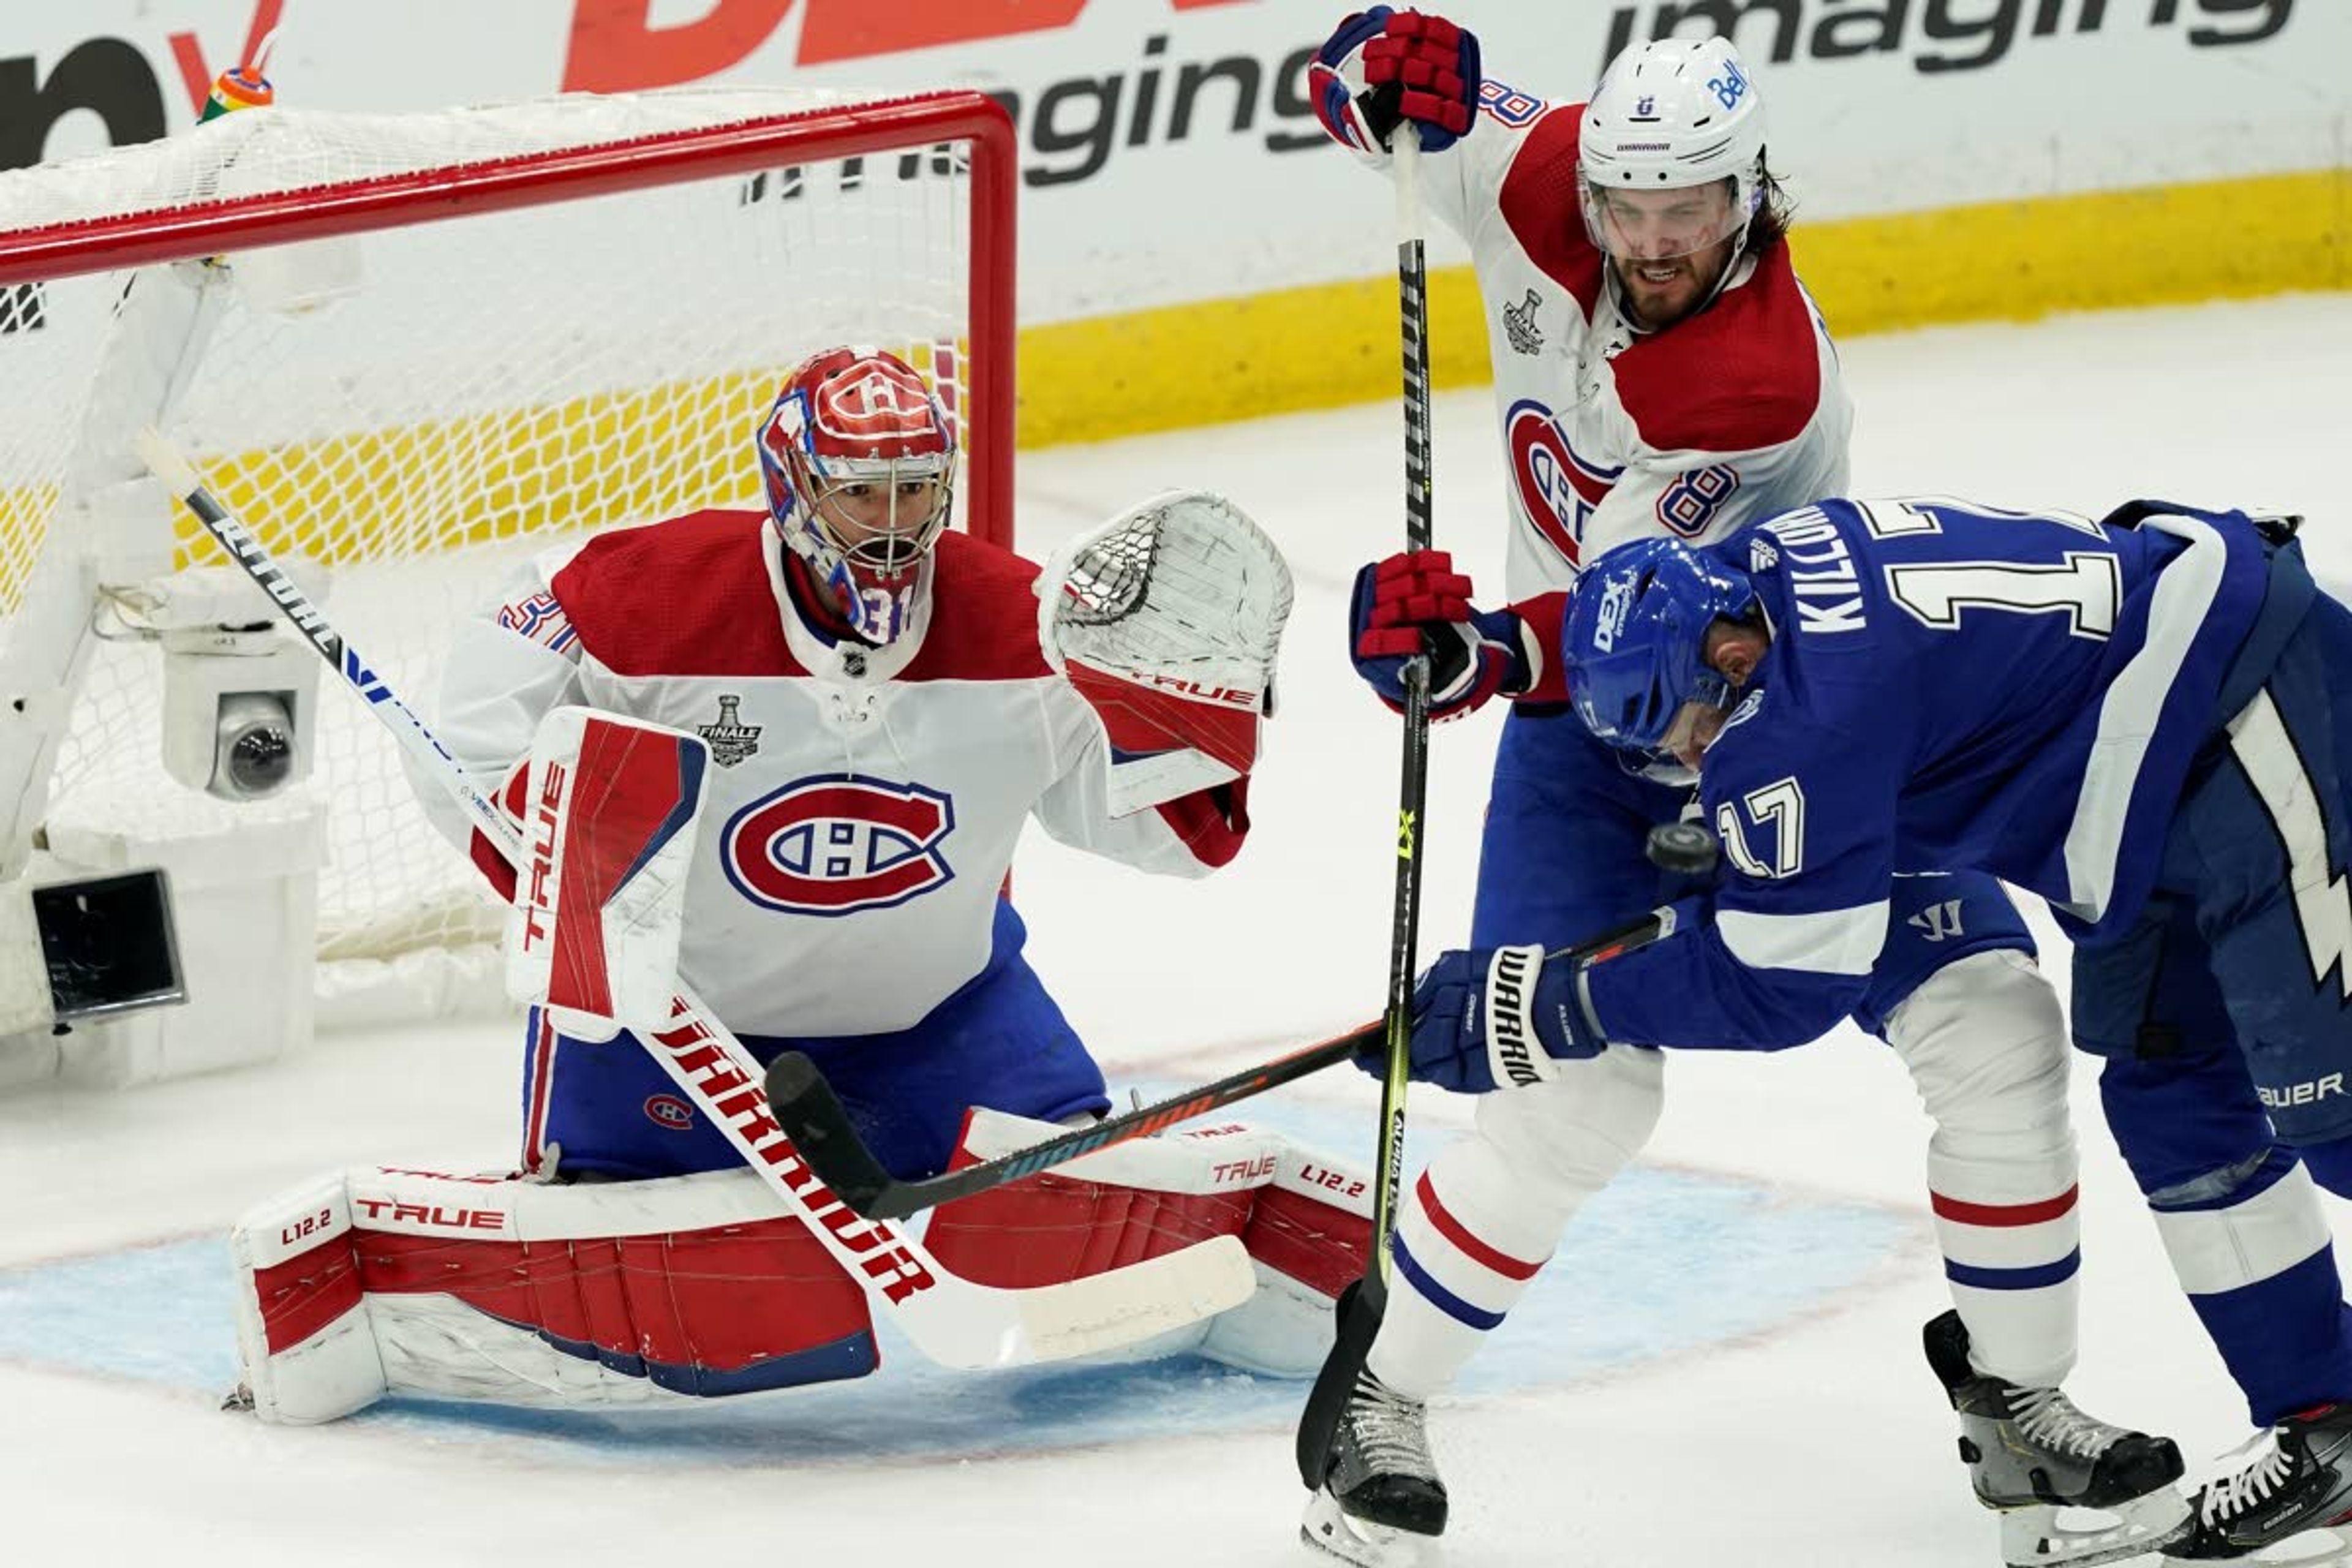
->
[1581,496,2280,1052]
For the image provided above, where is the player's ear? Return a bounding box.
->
[1707,618,1767,682]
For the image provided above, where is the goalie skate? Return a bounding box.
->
[1300,1370,1447,1568]
[1925,1310,2190,1567]
[2163,1404,2352,1565]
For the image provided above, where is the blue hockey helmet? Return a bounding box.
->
[1563,537,1758,752]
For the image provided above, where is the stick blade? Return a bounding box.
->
[135,425,202,497]
[1011,1234,1257,1364]
[762,1051,898,1216]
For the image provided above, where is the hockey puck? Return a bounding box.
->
[1645,821,1719,876]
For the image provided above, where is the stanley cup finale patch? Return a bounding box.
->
[697,694,764,767]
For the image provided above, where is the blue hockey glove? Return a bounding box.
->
[1349,550,1531,722]
[1355,944,1607,1094]
[1313,7,1483,154]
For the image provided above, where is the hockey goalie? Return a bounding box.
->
[226,347,1371,1422]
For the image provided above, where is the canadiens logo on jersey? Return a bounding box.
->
[696,694,763,767]
[722,773,957,916]
[1506,399,1621,568]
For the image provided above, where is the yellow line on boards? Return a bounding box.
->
[1014,167,2350,448]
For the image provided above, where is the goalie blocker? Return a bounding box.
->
[230,1108,1373,1422]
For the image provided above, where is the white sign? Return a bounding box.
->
[0,0,2340,325]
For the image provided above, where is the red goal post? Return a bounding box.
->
[0,87,1018,1064]
[0,91,1017,543]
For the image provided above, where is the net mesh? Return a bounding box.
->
[1051,496,1292,677]
[1058,522,1158,626]
[0,89,1003,993]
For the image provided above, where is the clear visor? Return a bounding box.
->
[1581,177,1747,263]
[1656,672,1738,763]
[806,461,954,576]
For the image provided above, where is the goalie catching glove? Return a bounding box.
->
[1364,942,1613,1094]
[1041,489,1292,818]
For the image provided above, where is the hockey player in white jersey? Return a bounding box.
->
[1305,13,2182,1566]
[224,347,1374,1422]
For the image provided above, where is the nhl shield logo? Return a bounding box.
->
[698,694,763,768]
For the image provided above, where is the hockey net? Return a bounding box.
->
[0,87,1015,1023]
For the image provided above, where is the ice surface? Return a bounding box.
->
[4,293,2350,1567]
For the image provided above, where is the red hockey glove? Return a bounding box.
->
[1348,549,1531,722]
[1314,7,1482,153]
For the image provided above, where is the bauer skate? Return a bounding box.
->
[2163,1404,2352,1564]
[1300,1369,1447,1568]
[1924,1310,2191,1567]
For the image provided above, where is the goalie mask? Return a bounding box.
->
[1563,537,1757,755]
[758,347,958,646]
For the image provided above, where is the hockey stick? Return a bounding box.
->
[137,429,1255,1371]
[762,905,1675,1220]
[1296,122,1439,1490]
[766,1021,1374,1221]
[1370,120,1437,1302]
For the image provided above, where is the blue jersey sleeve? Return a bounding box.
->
[1582,659,1911,1050]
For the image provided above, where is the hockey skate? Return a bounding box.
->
[1300,1370,1447,1568]
[1924,1310,2191,1567]
[2163,1404,2352,1564]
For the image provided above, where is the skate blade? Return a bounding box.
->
[1300,1487,1439,1568]
[1999,1488,2192,1568]
[2165,1525,2352,1566]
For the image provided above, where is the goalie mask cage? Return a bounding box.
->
[0,88,1015,1036]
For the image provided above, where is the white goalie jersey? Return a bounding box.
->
[416,508,1250,1038]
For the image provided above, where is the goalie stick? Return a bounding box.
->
[138,428,1255,1372]
[761,906,1676,1221]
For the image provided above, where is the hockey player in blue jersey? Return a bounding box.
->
[1399,496,2352,1562]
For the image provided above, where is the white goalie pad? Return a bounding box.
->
[228,1165,885,1423]
[1039,490,1294,816]
[504,707,708,1031]
[935,1107,1373,1377]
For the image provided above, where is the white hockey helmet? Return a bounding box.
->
[1578,36,1766,264]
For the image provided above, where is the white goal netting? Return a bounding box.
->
[0,87,1012,1016]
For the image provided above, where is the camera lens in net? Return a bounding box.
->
[213,692,296,799]
[227,724,293,796]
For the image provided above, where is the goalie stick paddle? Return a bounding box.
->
[760,906,1678,1221]
[137,428,1256,1372]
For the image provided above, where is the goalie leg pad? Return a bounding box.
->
[230,1172,386,1425]
[231,1166,877,1423]
[924,1108,1372,1375]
